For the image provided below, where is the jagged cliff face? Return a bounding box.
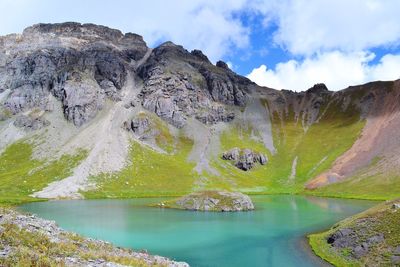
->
[0,23,146,126]
[0,22,399,201]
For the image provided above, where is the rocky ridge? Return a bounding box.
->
[0,22,148,126]
[0,22,252,129]
[137,41,252,128]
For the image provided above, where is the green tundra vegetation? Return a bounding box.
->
[0,209,160,267]
[84,137,197,199]
[309,199,400,266]
[0,142,86,206]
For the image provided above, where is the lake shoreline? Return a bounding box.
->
[0,207,189,267]
[14,195,377,267]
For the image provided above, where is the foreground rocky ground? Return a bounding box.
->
[0,208,189,267]
[157,191,254,211]
[309,199,400,266]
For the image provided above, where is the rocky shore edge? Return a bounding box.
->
[0,208,189,267]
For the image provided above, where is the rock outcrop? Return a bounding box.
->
[137,41,252,128]
[0,22,148,126]
[13,114,50,130]
[124,113,158,140]
[222,148,267,171]
[158,191,254,212]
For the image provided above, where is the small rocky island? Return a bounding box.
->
[158,191,255,212]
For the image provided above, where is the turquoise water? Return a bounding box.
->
[20,195,376,267]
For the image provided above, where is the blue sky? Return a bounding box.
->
[1,0,399,91]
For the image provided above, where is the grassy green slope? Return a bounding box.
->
[309,199,400,266]
[310,169,400,200]
[84,95,368,198]
[267,100,364,194]
[204,97,365,196]
[2,88,399,203]
[84,138,197,198]
[0,142,86,205]
[84,113,198,198]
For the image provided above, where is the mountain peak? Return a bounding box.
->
[190,49,210,62]
[22,22,146,46]
[306,83,329,94]
[24,22,122,38]
[216,60,230,70]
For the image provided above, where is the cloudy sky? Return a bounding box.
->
[1,0,400,91]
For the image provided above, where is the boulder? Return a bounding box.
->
[14,114,50,130]
[222,147,240,161]
[124,114,159,141]
[222,148,267,171]
[130,116,151,136]
[392,203,400,210]
[327,227,385,259]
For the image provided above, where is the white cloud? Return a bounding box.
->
[368,54,400,81]
[247,51,400,91]
[226,61,234,70]
[251,0,400,55]
[246,0,400,91]
[124,1,250,61]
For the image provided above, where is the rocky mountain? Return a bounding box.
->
[0,22,399,202]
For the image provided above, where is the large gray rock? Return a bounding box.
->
[222,147,240,161]
[124,114,161,141]
[392,203,400,210]
[61,78,104,126]
[130,116,152,136]
[327,226,385,259]
[14,114,50,131]
[222,148,267,171]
